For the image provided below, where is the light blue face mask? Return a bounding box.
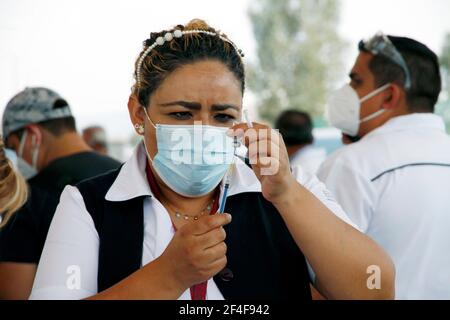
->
[5,146,37,180]
[142,108,235,198]
[4,148,18,168]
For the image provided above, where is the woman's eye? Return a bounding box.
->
[214,113,236,123]
[170,112,192,120]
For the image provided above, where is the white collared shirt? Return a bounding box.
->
[318,113,450,300]
[30,142,355,300]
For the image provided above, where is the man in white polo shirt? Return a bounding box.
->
[318,33,450,299]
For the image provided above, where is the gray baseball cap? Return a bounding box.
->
[2,87,73,138]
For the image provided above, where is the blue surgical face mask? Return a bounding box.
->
[4,140,37,180]
[142,108,235,198]
[17,130,39,179]
[4,148,18,168]
[17,156,38,180]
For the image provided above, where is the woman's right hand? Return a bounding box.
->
[159,213,232,291]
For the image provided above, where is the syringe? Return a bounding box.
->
[218,110,253,214]
[218,135,238,214]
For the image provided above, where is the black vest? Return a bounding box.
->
[76,167,312,300]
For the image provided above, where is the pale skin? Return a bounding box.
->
[0,125,92,300]
[87,60,395,300]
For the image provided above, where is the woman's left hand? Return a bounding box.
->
[227,122,297,204]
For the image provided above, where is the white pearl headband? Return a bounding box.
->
[136,29,245,88]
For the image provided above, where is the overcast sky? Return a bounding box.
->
[1,0,450,140]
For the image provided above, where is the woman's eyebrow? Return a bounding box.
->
[211,104,240,112]
[159,101,202,110]
[159,101,240,112]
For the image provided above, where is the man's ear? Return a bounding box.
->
[128,94,146,126]
[382,84,402,110]
[27,125,43,146]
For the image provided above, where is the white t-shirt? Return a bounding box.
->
[30,143,356,300]
[318,114,450,300]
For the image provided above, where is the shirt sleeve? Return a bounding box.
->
[29,186,99,300]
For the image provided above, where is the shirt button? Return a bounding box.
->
[219,268,233,282]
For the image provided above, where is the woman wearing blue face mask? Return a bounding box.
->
[0,137,28,228]
[30,19,395,300]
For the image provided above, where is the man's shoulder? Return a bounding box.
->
[320,125,450,181]
[61,152,121,169]
[86,152,121,165]
[39,152,122,189]
[321,140,369,168]
[319,135,389,180]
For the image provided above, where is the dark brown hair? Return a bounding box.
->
[133,19,245,108]
[275,110,314,146]
[361,36,441,113]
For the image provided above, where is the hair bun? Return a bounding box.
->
[184,19,212,31]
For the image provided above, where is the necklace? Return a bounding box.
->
[161,198,215,221]
[145,161,218,221]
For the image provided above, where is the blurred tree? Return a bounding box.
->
[440,33,450,97]
[248,0,346,124]
[437,32,450,133]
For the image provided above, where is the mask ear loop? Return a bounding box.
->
[18,130,28,158]
[359,83,392,124]
[360,109,387,123]
[31,135,40,170]
[17,129,40,170]
[140,106,156,164]
[141,106,156,129]
[360,83,392,103]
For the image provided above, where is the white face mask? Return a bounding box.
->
[325,83,391,137]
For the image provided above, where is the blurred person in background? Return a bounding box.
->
[82,126,109,156]
[319,33,450,299]
[0,136,28,229]
[0,87,121,299]
[275,110,326,174]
